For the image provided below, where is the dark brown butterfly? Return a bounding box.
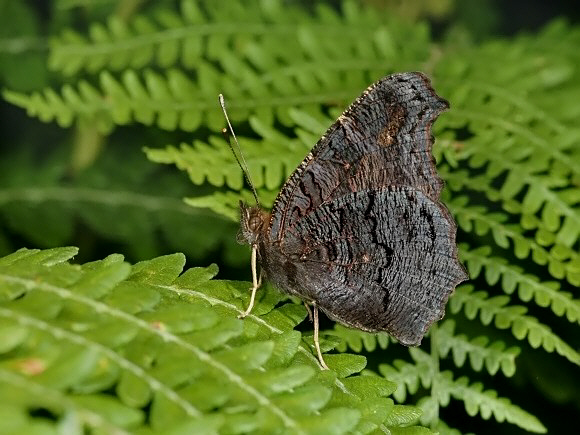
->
[227,72,467,369]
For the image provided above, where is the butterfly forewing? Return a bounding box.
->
[269,72,449,241]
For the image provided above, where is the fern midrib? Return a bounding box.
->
[440,373,546,432]
[52,24,296,57]
[0,274,304,432]
[252,60,399,87]
[438,324,517,373]
[0,305,202,418]
[71,86,372,115]
[51,22,378,58]
[205,91,366,109]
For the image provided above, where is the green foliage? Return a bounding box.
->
[461,245,580,323]
[0,145,245,266]
[0,247,423,434]
[1,0,579,433]
[448,285,579,366]
[379,347,545,433]
[436,319,520,377]
[0,1,48,91]
[4,0,432,133]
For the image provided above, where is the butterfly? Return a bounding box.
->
[230,72,468,369]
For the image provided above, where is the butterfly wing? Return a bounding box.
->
[269,72,449,241]
[262,72,467,343]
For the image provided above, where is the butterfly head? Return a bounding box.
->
[237,201,269,246]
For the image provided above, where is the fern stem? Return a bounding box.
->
[0,187,218,217]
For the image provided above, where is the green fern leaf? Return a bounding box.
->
[450,197,579,285]
[437,319,520,377]
[331,324,392,353]
[2,1,576,432]
[461,244,580,323]
[380,348,547,433]
[145,114,313,193]
[4,69,225,133]
[445,374,546,433]
[449,285,580,366]
[7,0,436,133]
[0,247,427,433]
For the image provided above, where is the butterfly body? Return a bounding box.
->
[238,72,467,349]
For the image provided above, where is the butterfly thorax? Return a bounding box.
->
[237,201,271,246]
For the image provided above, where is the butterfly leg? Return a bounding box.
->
[303,301,313,322]
[239,244,261,318]
[312,303,329,370]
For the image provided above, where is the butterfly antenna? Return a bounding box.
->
[218,94,260,205]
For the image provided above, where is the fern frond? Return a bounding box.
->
[449,196,579,286]
[436,319,520,377]
[380,349,546,433]
[434,18,580,296]
[50,0,307,75]
[449,285,580,366]
[8,0,436,132]
[331,324,392,353]
[49,0,207,75]
[49,0,431,77]
[442,163,580,254]
[437,19,580,180]
[3,69,225,133]
[441,372,546,433]
[461,244,580,323]
[146,114,312,192]
[0,247,427,433]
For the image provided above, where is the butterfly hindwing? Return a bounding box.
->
[275,187,467,344]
